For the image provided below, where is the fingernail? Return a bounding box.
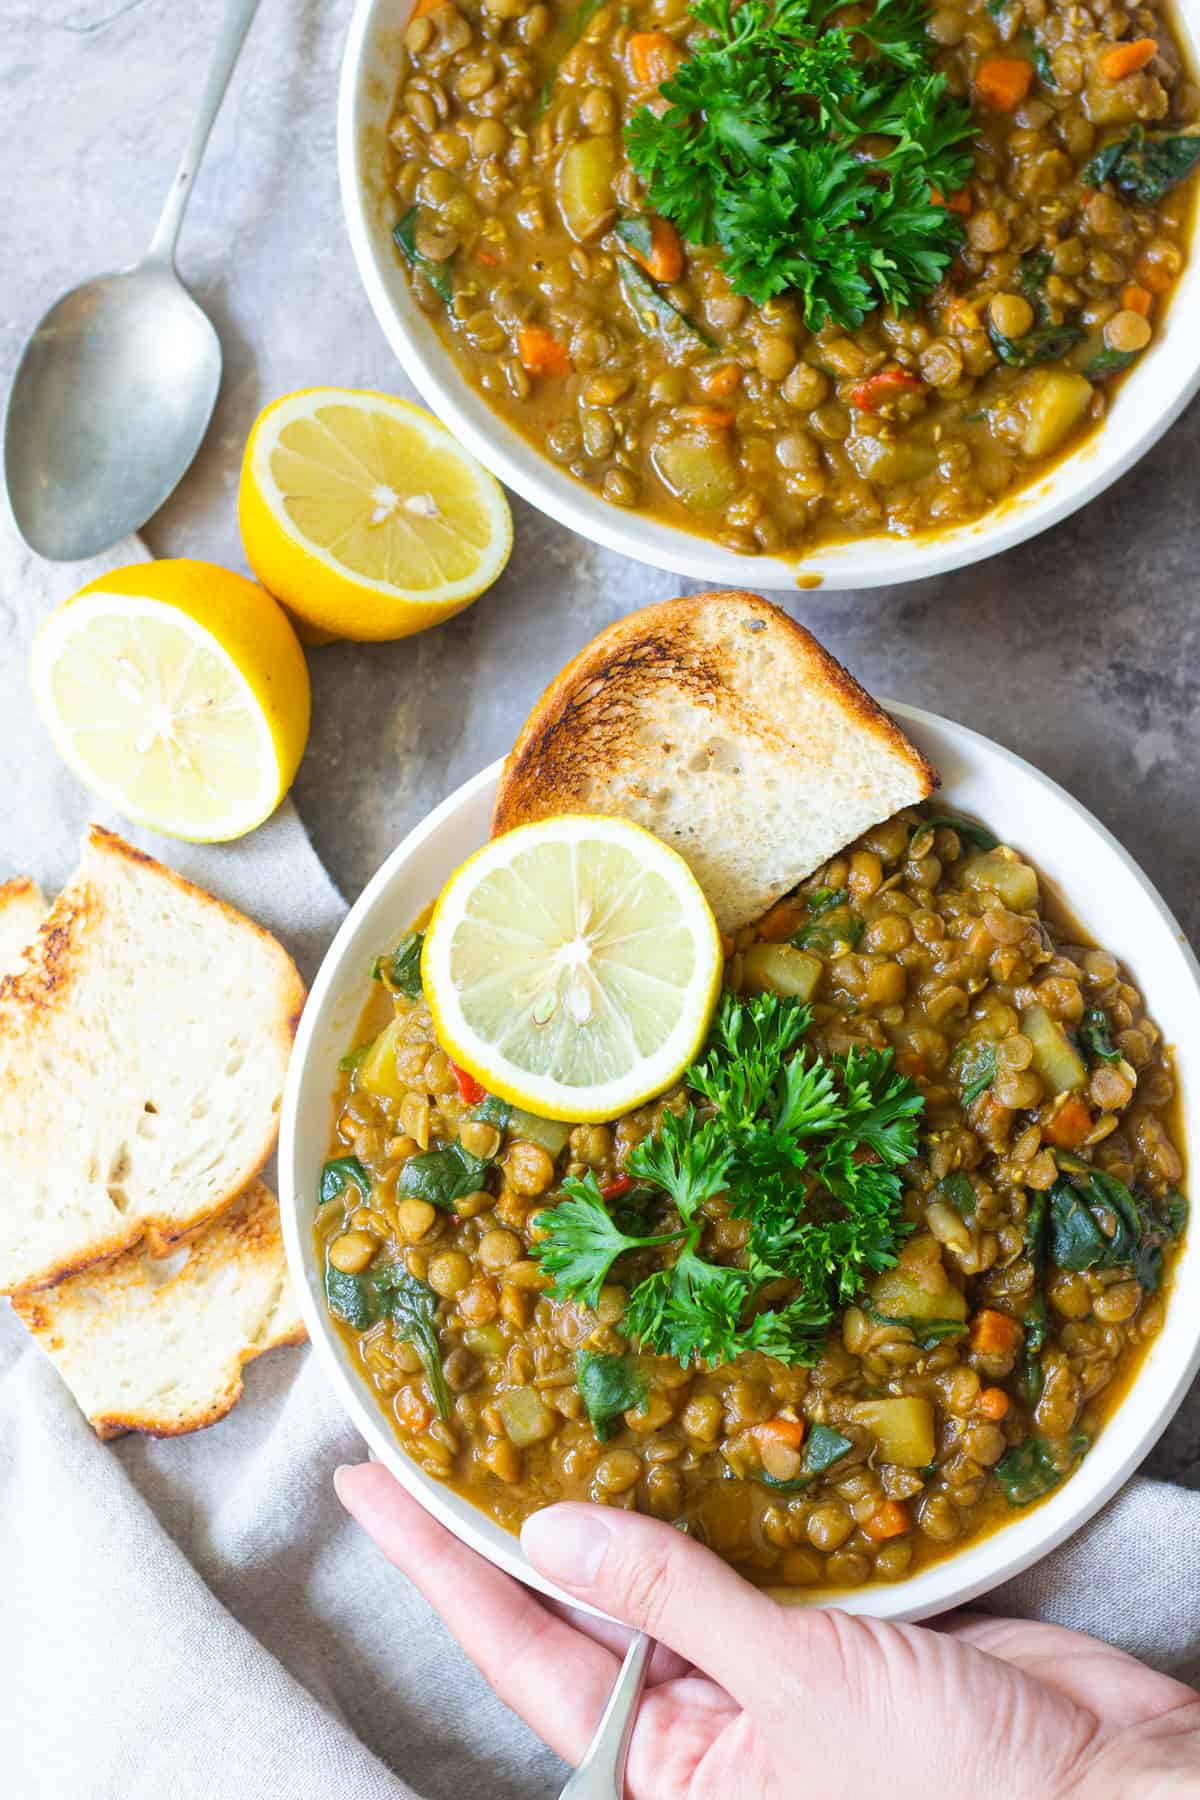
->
[332,1464,354,1504]
[522,1505,610,1585]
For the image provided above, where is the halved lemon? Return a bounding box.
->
[239,387,512,642]
[422,815,723,1122]
[31,560,310,843]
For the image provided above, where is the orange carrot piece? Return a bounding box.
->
[675,405,736,429]
[412,0,449,16]
[645,216,684,282]
[1043,1093,1094,1149]
[863,1500,911,1542]
[627,29,682,86]
[978,1387,1011,1421]
[699,362,742,400]
[477,245,503,267]
[1121,283,1153,316]
[1098,37,1157,80]
[974,57,1035,112]
[517,325,572,378]
[757,898,805,942]
[754,1418,807,1450]
[850,367,925,411]
[970,1309,1023,1356]
[947,186,973,214]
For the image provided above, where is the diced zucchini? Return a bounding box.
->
[357,1016,405,1101]
[1022,1003,1087,1094]
[509,1108,573,1156]
[1019,369,1093,458]
[846,434,937,487]
[869,1268,966,1324]
[497,1386,557,1447]
[742,942,823,1000]
[652,435,740,513]
[851,1397,935,1468]
[556,136,617,242]
[960,850,1039,912]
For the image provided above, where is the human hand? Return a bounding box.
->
[336,1463,1200,1798]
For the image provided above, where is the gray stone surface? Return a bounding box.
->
[4,0,1198,1510]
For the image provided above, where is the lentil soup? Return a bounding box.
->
[382,0,1199,560]
[316,806,1188,1593]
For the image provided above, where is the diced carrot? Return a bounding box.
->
[699,362,742,400]
[941,296,982,335]
[1043,1093,1093,1149]
[850,367,925,412]
[477,246,503,268]
[1121,282,1153,317]
[978,1387,1011,1421]
[947,187,973,214]
[974,57,1035,112]
[412,0,448,16]
[1135,253,1174,295]
[517,325,572,378]
[643,216,684,283]
[450,1060,486,1106]
[600,1174,634,1200]
[753,1417,807,1450]
[1098,37,1157,80]
[627,30,683,86]
[757,898,805,942]
[863,1500,911,1541]
[675,405,736,429]
[929,186,945,206]
[970,1309,1023,1356]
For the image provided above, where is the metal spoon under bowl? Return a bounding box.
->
[559,1629,652,1800]
[4,0,262,561]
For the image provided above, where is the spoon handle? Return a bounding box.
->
[558,1629,652,1800]
[145,0,263,264]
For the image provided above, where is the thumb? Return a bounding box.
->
[521,1501,788,1706]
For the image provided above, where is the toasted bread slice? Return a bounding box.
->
[492,592,937,932]
[0,827,305,1294]
[0,876,48,977]
[12,1182,306,1437]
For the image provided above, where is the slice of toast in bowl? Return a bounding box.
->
[12,1181,305,1437]
[491,591,937,934]
[0,827,305,1294]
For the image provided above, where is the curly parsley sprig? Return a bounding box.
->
[531,993,925,1369]
[624,0,976,328]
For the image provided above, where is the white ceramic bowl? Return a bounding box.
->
[280,702,1200,1624]
[338,0,1200,592]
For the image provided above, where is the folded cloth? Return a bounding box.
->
[1,508,1197,1800]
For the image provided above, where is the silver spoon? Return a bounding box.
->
[4,0,262,561]
[559,1629,652,1800]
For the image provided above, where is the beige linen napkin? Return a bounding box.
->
[1,506,1196,1800]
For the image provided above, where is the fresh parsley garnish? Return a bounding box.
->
[624,0,976,328]
[532,994,924,1368]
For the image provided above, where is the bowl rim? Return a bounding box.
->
[337,0,1200,593]
[279,699,1200,1625]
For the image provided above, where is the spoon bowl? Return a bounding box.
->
[4,264,221,562]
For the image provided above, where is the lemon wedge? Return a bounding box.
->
[31,560,310,843]
[239,387,512,642]
[422,815,723,1122]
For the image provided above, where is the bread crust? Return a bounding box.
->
[0,828,307,1294]
[492,591,937,839]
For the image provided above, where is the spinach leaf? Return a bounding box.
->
[952,1040,997,1106]
[989,322,1086,368]
[865,1307,967,1349]
[320,1156,372,1207]
[938,1171,977,1217]
[755,1422,853,1490]
[614,216,655,263]
[1164,1190,1189,1239]
[1084,127,1200,203]
[377,1266,452,1419]
[576,1350,647,1441]
[472,1093,513,1131]
[1078,1008,1121,1065]
[1049,1177,1111,1269]
[793,906,864,952]
[325,1263,376,1331]
[1017,249,1053,311]
[338,1043,372,1075]
[1049,1168,1166,1292]
[919,814,999,851]
[1032,44,1055,86]
[1020,1189,1049,1407]
[398,1142,494,1210]
[995,1432,1088,1506]
[617,256,715,351]
[534,0,606,116]
[1086,347,1138,381]
[804,887,846,918]
[393,211,454,305]
[372,929,425,998]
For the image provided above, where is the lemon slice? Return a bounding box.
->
[239,387,512,642]
[422,815,723,1122]
[31,560,310,843]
